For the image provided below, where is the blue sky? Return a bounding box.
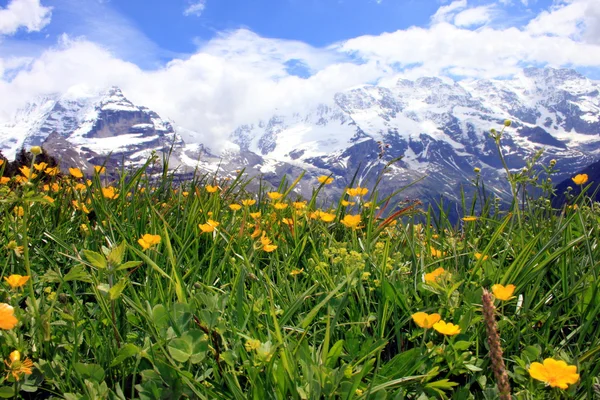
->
[0,0,599,147]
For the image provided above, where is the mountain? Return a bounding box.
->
[0,67,599,206]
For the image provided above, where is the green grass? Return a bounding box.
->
[0,141,599,399]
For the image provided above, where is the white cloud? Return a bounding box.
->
[1,1,600,152]
[184,1,206,17]
[453,5,494,27]
[0,0,52,35]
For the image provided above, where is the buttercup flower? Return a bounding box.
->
[199,220,220,233]
[433,320,461,336]
[462,216,477,222]
[474,252,489,261]
[290,268,304,276]
[45,167,59,176]
[528,358,579,389]
[293,201,307,209]
[346,187,369,197]
[412,312,441,329]
[4,275,29,289]
[138,234,161,250]
[341,214,362,229]
[317,175,334,185]
[319,212,336,222]
[33,162,48,171]
[29,146,42,155]
[572,174,588,185]
[245,339,261,351]
[94,165,106,174]
[0,303,18,330]
[229,204,242,211]
[206,185,219,193]
[424,267,448,283]
[267,192,283,201]
[491,284,516,301]
[4,350,34,381]
[274,203,288,210]
[102,186,119,199]
[242,199,256,206]
[69,168,83,179]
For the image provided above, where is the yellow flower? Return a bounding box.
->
[341,200,356,206]
[229,204,242,211]
[263,244,278,252]
[346,187,368,197]
[474,252,489,261]
[250,211,262,220]
[363,202,373,208]
[43,195,55,204]
[274,202,288,210]
[199,220,220,233]
[317,175,334,185]
[282,218,294,226]
[242,199,256,206]
[19,166,37,180]
[72,200,91,214]
[29,146,42,155]
[491,284,516,301]
[45,167,59,176]
[69,168,83,179]
[4,350,33,381]
[13,207,24,217]
[33,162,48,171]
[5,241,23,257]
[267,192,283,201]
[411,312,442,329]
[138,234,161,250]
[433,320,461,336]
[0,303,18,330]
[290,268,304,276]
[293,201,307,209]
[74,183,87,191]
[572,174,588,185]
[245,339,261,351]
[0,177,9,185]
[206,185,219,193]
[4,275,29,289]
[462,216,477,222]
[319,212,336,222]
[341,214,362,229]
[528,358,579,389]
[430,246,444,258]
[250,226,262,239]
[102,186,119,199]
[424,267,447,283]
[94,165,106,174]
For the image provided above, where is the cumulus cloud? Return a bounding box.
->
[184,1,206,17]
[453,5,494,27]
[0,0,52,35]
[1,0,600,151]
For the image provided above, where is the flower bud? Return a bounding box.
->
[30,146,42,155]
[9,350,20,363]
[504,120,512,127]
[550,159,557,167]
[474,167,481,174]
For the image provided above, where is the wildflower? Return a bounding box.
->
[229,204,242,211]
[430,246,443,258]
[282,218,294,226]
[102,186,119,199]
[341,200,355,207]
[245,339,261,351]
[474,167,481,173]
[474,252,489,261]
[5,241,23,257]
[293,201,307,209]
[267,192,283,201]
[341,214,362,229]
[462,216,477,222]
[361,271,371,280]
[363,202,373,208]
[242,199,256,206]
[138,234,161,250]
[206,185,219,193]
[528,358,579,389]
[0,177,9,185]
[94,165,106,174]
[274,202,288,210]
[411,312,442,329]
[290,268,304,276]
[504,120,511,127]
[69,168,83,179]
[33,162,48,171]
[250,211,261,220]
[19,166,37,180]
[199,220,219,233]
[45,167,59,176]
[43,195,55,204]
[263,244,278,252]
[72,200,90,214]
[572,174,588,185]
[433,321,461,336]
[0,304,18,330]
[319,212,336,222]
[346,186,369,197]
[424,267,448,283]
[355,389,364,396]
[13,207,24,217]
[491,284,516,301]
[74,183,87,191]
[317,175,334,185]
[30,146,42,155]
[4,275,29,289]
[4,350,33,381]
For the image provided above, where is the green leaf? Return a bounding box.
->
[74,363,105,383]
[109,278,129,300]
[64,265,92,283]
[108,241,127,266]
[83,250,107,269]
[110,344,140,367]
[185,330,209,364]
[326,340,345,368]
[453,341,471,351]
[115,261,142,271]
[0,386,14,398]
[168,337,192,363]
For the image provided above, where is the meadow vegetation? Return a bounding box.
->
[0,124,599,399]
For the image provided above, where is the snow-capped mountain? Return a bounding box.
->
[229,67,600,202]
[0,86,207,173]
[0,67,598,206]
